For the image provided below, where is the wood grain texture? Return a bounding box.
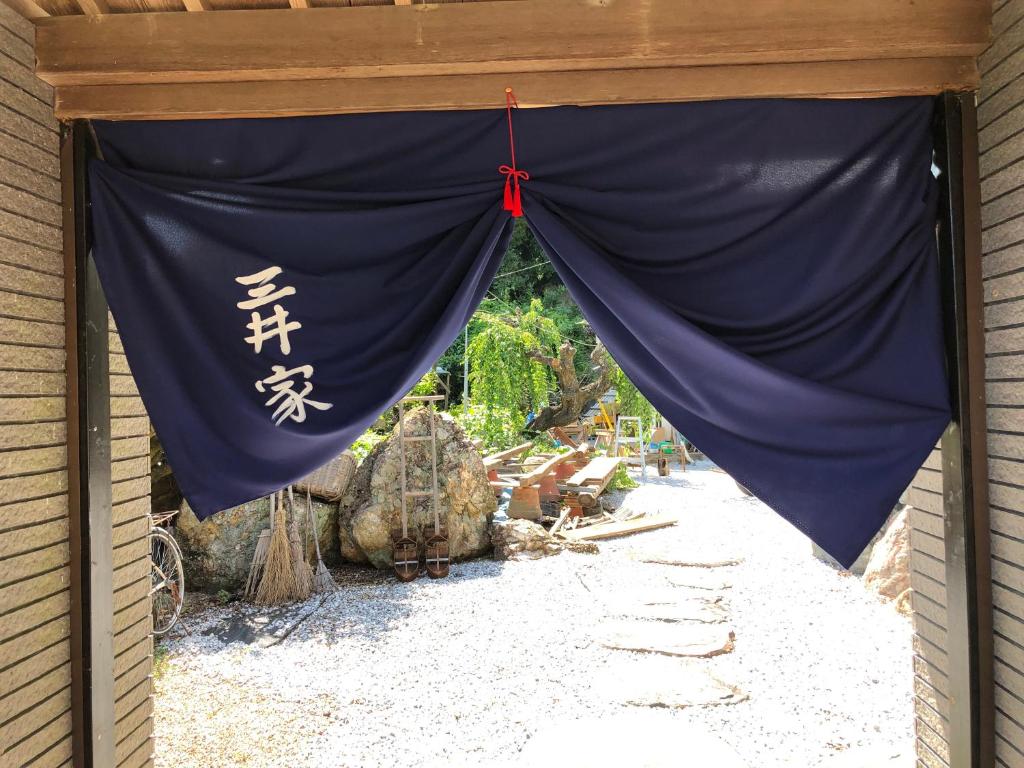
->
[33,0,991,86]
[53,57,981,120]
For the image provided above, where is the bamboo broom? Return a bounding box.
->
[243,494,274,600]
[306,487,335,592]
[256,490,300,605]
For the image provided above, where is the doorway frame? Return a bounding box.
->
[62,92,993,768]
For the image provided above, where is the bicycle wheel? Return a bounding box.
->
[151,527,185,636]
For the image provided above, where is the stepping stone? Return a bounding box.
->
[815,747,908,767]
[600,621,735,658]
[664,570,733,590]
[640,553,743,568]
[513,713,749,768]
[602,659,748,709]
[614,596,728,624]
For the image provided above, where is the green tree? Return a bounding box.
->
[612,363,657,441]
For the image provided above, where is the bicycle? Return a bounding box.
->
[150,510,185,636]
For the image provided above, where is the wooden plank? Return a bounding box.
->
[559,513,677,541]
[181,0,210,8]
[482,441,533,468]
[518,449,581,488]
[34,0,990,87]
[566,455,620,486]
[53,57,981,121]
[0,0,51,19]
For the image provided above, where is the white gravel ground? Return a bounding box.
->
[153,462,914,768]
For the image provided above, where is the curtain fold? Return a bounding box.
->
[91,97,949,567]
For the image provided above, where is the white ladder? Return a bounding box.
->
[613,415,647,483]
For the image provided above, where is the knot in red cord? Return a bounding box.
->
[498,88,529,217]
[499,165,529,218]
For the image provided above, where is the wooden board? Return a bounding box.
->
[559,513,677,542]
[34,1,989,86]
[566,456,621,488]
[26,0,988,119]
[482,441,533,469]
[518,448,583,488]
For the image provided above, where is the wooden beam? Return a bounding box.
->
[61,121,116,768]
[936,92,994,768]
[73,0,108,14]
[0,0,49,19]
[181,0,211,11]
[34,0,990,88]
[288,0,309,8]
[53,56,980,120]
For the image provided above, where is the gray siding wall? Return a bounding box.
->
[0,7,73,765]
[0,8,154,765]
[981,2,1024,765]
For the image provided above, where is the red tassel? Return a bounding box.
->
[503,173,514,212]
[498,88,529,218]
[499,165,529,218]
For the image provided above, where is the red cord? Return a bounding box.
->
[499,88,529,217]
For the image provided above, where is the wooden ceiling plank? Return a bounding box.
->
[0,0,50,19]
[181,0,212,11]
[53,57,980,121]
[34,0,991,88]
[73,0,108,15]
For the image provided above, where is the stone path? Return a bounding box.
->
[602,541,745,716]
[154,463,916,768]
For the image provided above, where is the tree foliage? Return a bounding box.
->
[464,300,563,444]
[612,363,657,441]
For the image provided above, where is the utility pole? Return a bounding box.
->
[462,325,469,403]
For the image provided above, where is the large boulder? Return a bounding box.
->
[338,408,496,569]
[863,505,910,603]
[175,493,339,594]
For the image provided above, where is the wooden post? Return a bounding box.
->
[62,120,115,768]
[935,91,993,768]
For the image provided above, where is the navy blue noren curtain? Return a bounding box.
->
[91,97,949,567]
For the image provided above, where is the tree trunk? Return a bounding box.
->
[526,341,612,432]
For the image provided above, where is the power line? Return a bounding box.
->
[491,260,551,280]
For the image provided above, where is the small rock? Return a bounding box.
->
[491,519,563,560]
[863,506,910,601]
